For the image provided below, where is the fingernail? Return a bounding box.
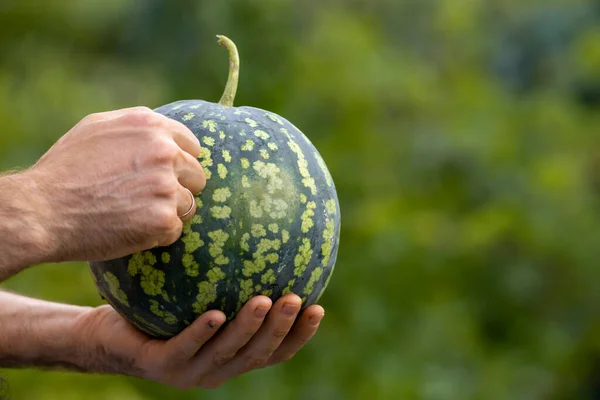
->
[255,306,270,318]
[309,313,324,326]
[282,303,299,316]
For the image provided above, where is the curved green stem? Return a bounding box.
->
[216,35,239,107]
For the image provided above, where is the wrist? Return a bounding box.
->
[0,169,59,276]
[70,305,144,376]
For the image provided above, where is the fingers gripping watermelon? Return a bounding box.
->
[89,35,341,339]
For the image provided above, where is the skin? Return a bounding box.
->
[0,106,325,390]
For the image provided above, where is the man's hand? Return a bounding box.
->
[0,290,325,389]
[30,106,205,263]
[74,294,324,390]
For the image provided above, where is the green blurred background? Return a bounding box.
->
[3,0,600,398]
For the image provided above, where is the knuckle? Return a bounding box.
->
[149,173,178,197]
[194,165,207,191]
[169,219,184,237]
[186,330,208,345]
[80,112,103,124]
[212,351,236,367]
[124,108,159,126]
[244,354,268,370]
[168,344,189,362]
[159,222,183,246]
[244,328,258,339]
[150,139,180,165]
[152,205,178,231]
[270,327,289,339]
[130,105,153,113]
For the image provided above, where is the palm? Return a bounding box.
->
[103,306,151,346]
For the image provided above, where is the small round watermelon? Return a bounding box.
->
[89,35,341,339]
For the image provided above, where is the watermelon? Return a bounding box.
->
[89,35,341,339]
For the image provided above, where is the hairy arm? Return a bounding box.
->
[0,171,56,281]
[0,290,92,371]
[0,290,139,374]
[0,171,101,372]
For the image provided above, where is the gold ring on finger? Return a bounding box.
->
[179,188,196,219]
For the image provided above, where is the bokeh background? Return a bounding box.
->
[2,0,600,399]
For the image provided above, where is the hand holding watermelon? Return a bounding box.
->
[0,288,323,390]
[29,105,208,263]
[72,293,323,390]
[0,104,205,279]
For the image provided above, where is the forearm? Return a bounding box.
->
[0,290,145,376]
[0,290,92,371]
[0,170,56,281]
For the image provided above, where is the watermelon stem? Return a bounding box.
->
[216,35,239,107]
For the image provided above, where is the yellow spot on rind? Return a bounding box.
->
[240,233,251,252]
[245,118,258,127]
[213,187,232,202]
[303,267,324,296]
[182,231,204,253]
[288,141,317,195]
[321,219,336,267]
[294,238,313,277]
[251,224,267,238]
[192,266,226,314]
[199,147,213,180]
[301,201,316,233]
[241,139,255,151]
[326,199,337,215]
[103,272,129,306]
[315,152,333,187]
[242,239,281,277]
[222,150,232,162]
[254,130,270,140]
[149,299,177,325]
[218,164,228,179]
[211,206,232,219]
[242,175,251,188]
[261,269,277,285]
[140,265,166,296]
[182,253,200,277]
[202,120,218,132]
[265,113,284,125]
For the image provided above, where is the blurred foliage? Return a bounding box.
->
[2,0,600,399]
